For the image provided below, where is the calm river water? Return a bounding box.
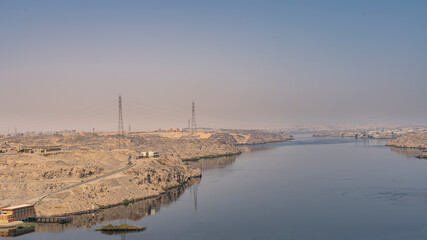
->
[11,135,427,240]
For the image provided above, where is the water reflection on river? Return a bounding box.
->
[34,178,201,233]
[389,147,424,159]
[186,155,237,171]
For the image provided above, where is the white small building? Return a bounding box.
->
[148,151,159,157]
[140,151,159,158]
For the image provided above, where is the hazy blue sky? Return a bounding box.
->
[1,0,426,132]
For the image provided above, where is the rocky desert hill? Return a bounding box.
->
[387,132,427,149]
[0,129,292,216]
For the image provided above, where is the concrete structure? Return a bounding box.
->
[140,151,159,158]
[0,204,36,222]
[0,214,15,223]
[149,151,159,157]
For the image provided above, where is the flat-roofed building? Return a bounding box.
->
[148,151,159,157]
[140,151,159,158]
[0,204,35,222]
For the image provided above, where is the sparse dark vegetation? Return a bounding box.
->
[97,204,106,209]
[122,199,130,206]
[16,222,36,230]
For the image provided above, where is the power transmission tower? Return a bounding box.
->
[118,95,124,135]
[188,119,190,132]
[118,95,124,148]
[191,101,197,134]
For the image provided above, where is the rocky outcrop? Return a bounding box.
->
[313,128,426,140]
[243,132,293,145]
[0,150,128,208]
[135,135,241,161]
[313,131,345,137]
[224,130,293,145]
[0,129,293,216]
[39,166,104,179]
[35,157,200,216]
[386,132,427,149]
[314,131,397,139]
[208,132,238,145]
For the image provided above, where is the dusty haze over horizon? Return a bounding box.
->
[1,1,426,133]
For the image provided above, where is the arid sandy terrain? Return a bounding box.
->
[386,131,427,158]
[0,130,292,216]
[313,128,426,139]
[386,131,427,149]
